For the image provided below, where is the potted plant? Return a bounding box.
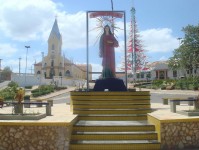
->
[14,88,25,114]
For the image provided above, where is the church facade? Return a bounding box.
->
[34,19,92,80]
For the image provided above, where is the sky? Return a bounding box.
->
[0,0,199,76]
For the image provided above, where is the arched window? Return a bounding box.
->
[51,60,54,67]
[44,72,47,78]
[37,71,41,74]
[59,72,62,76]
[65,70,70,77]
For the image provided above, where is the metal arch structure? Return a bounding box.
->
[86,11,127,91]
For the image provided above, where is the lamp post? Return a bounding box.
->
[25,46,30,83]
[173,58,179,79]
[177,37,182,47]
[18,57,21,76]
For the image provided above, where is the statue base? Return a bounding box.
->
[93,78,127,91]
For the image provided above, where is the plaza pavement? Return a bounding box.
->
[0,86,199,123]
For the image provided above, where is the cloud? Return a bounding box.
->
[0,0,57,41]
[140,28,179,53]
[0,43,17,57]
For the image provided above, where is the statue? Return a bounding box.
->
[99,25,119,78]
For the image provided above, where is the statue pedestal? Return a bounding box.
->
[93,78,127,91]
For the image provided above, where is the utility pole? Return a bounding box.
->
[25,46,30,83]
[18,57,21,75]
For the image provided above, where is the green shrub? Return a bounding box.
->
[25,86,32,89]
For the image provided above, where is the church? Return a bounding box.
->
[34,19,92,80]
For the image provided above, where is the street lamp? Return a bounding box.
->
[177,38,182,47]
[25,46,30,83]
[18,57,21,75]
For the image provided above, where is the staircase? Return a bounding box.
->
[69,91,160,150]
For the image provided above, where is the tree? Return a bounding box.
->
[169,24,199,76]
[1,66,12,81]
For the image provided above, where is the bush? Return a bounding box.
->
[8,81,18,88]
[25,86,32,89]
[24,95,30,100]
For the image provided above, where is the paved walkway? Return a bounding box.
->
[0,87,198,123]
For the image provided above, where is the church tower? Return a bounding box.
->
[34,18,92,81]
[42,18,64,78]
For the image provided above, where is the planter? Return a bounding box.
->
[0,101,3,108]
[177,110,199,116]
[162,98,168,105]
[14,104,23,114]
[24,95,30,108]
[0,113,46,120]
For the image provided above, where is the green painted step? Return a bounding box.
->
[73,125,155,132]
[71,131,158,140]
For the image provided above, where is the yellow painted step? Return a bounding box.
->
[71,95,150,100]
[73,104,151,109]
[72,100,150,104]
[70,91,150,96]
[69,143,160,150]
[77,115,147,121]
[73,109,152,115]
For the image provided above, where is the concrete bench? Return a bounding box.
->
[31,99,53,107]
[162,98,180,105]
[0,101,13,108]
[12,102,51,116]
[169,97,196,113]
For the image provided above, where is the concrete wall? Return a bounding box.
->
[11,73,86,87]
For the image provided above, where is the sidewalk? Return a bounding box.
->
[137,88,199,96]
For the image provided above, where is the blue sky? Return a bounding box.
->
[0,0,199,74]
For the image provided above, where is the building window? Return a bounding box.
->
[37,71,41,74]
[159,71,165,79]
[51,60,54,67]
[136,73,140,79]
[44,72,46,78]
[141,72,144,78]
[173,70,177,78]
[59,72,62,76]
[52,44,55,50]
[65,70,71,77]
[146,72,151,79]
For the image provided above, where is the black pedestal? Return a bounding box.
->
[93,78,127,91]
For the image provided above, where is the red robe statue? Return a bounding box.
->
[99,25,118,78]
